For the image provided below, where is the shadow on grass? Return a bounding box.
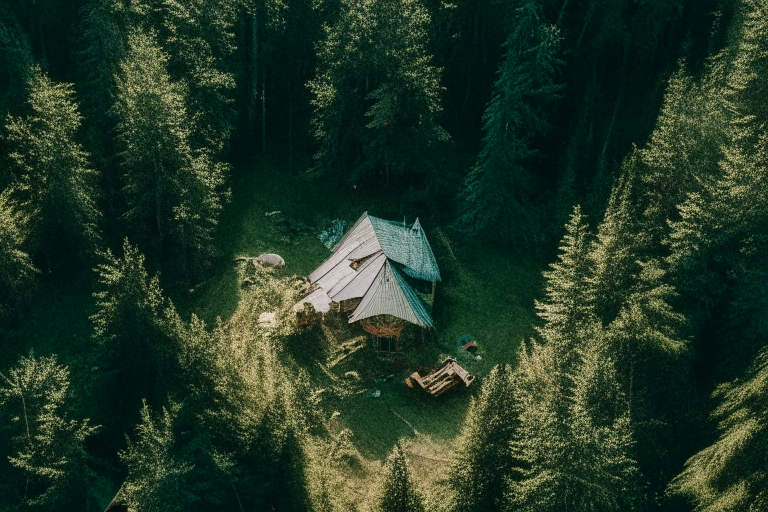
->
[2,268,95,373]
[170,156,545,464]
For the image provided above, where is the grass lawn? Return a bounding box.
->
[5,156,544,474]
[184,157,544,463]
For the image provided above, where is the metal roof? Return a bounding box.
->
[292,287,332,313]
[348,260,434,327]
[308,214,375,285]
[328,251,386,302]
[301,212,439,328]
[368,216,441,282]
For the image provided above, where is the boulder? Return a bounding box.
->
[257,253,285,267]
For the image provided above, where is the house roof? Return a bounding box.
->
[348,259,433,327]
[367,216,441,282]
[309,212,441,285]
[302,212,439,328]
[292,287,332,313]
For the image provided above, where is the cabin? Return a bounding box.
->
[295,212,440,347]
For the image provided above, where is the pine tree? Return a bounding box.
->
[510,337,642,512]
[0,353,100,508]
[4,67,101,263]
[535,205,594,364]
[119,401,196,512]
[0,7,34,123]
[457,1,563,247]
[669,347,768,512]
[376,442,425,512]
[447,365,516,512]
[308,0,448,186]
[0,188,37,329]
[113,29,228,276]
[90,239,176,433]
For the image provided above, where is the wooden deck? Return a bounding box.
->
[406,358,475,396]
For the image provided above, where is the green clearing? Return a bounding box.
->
[183,158,544,462]
[6,157,543,466]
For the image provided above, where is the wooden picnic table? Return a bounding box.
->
[406,358,475,396]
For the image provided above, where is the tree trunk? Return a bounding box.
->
[250,6,259,139]
[458,14,479,128]
[628,361,634,421]
[597,88,623,173]
[597,42,629,178]
[262,70,266,153]
[556,0,571,26]
[288,81,293,174]
[155,155,164,243]
[180,223,187,281]
[576,2,596,50]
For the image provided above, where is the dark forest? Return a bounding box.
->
[1,0,767,510]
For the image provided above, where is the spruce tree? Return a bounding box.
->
[113,28,190,247]
[457,1,562,247]
[605,260,687,398]
[156,0,238,152]
[0,353,101,508]
[510,201,654,510]
[590,166,695,493]
[447,365,516,512]
[308,0,448,186]
[510,336,641,512]
[113,29,228,276]
[535,205,594,366]
[90,239,176,433]
[634,62,728,250]
[0,188,37,330]
[669,347,768,512]
[252,398,314,512]
[509,342,570,511]
[723,0,768,136]
[376,442,425,512]
[565,342,642,511]
[4,67,101,263]
[588,166,643,326]
[668,0,768,375]
[119,401,197,512]
[76,0,128,192]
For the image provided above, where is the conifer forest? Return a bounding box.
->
[2,0,768,510]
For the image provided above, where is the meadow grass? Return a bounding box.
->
[6,156,544,472]
[183,157,544,464]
